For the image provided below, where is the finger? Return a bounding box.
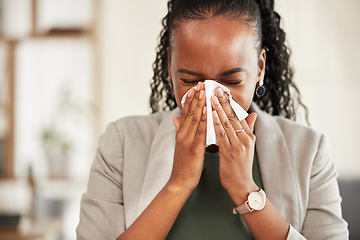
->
[179,87,195,129]
[180,82,205,138]
[193,105,207,148]
[185,89,206,137]
[173,117,180,132]
[212,110,231,147]
[211,96,238,145]
[239,117,254,136]
[214,87,243,134]
[246,113,257,132]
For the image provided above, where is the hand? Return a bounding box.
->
[211,87,258,204]
[168,82,207,192]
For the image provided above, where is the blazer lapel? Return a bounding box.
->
[135,109,179,219]
[252,103,301,229]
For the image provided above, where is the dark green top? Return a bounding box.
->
[166,150,263,240]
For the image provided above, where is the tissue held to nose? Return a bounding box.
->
[181,80,248,146]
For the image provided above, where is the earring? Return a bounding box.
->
[165,78,173,94]
[256,79,265,97]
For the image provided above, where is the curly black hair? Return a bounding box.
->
[150,0,308,123]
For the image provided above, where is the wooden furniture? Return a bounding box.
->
[0,217,62,240]
[0,0,101,179]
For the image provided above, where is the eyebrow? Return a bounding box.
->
[177,67,247,77]
[219,67,247,77]
[177,68,202,76]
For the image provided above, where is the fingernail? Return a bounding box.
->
[199,90,205,100]
[212,96,219,105]
[216,87,224,97]
[187,88,194,98]
[196,82,201,91]
[212,110,219,119]
[203,106,207,115]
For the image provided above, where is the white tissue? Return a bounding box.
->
[181,80,248,146]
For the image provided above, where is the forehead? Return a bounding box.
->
[171,16,258,67]
[173,15,253,38]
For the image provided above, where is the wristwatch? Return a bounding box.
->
[233,189,266,215]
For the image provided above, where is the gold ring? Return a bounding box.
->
[235,129,245,133]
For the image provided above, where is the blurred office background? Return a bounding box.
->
[0,0,359,239]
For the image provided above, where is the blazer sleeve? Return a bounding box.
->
[76,122,125,240]
[287,135,349,240]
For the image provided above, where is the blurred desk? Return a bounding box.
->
[0,218,62,240]
[0,178,87,240]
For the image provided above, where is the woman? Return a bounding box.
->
[77,0,348,239]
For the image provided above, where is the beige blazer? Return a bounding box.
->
[76,103,348,240]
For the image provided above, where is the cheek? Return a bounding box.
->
[229,84,257,111]
[173,82,189,110]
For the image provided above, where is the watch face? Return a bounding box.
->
[248,192,266,210]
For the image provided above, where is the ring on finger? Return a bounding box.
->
[235,128,245,133]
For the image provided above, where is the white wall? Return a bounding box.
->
[99,0,360,178]
[276,0,360,178]
[99,0,168,129]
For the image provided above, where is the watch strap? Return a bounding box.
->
[233,201,252,215]
[232,188,266,215]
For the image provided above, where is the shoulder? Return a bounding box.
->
[271,115,330,164]
[252,102,331,175]
[252,103,333,178]
[101,109,179,146]
[114,110,172,129]
[94,109,179,171]
[112,111,168,135]
[252,103,324,149]
[273,114,323,145]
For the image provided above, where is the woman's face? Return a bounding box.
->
[168,15,266,111]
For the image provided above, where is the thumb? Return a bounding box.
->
[246,112,257,132]
[173,117,180,131]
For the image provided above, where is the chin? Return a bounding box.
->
[206,144,219,153]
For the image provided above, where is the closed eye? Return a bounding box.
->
[180,78,202,84]
[180,79,241,85]
[221,80,242,85]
